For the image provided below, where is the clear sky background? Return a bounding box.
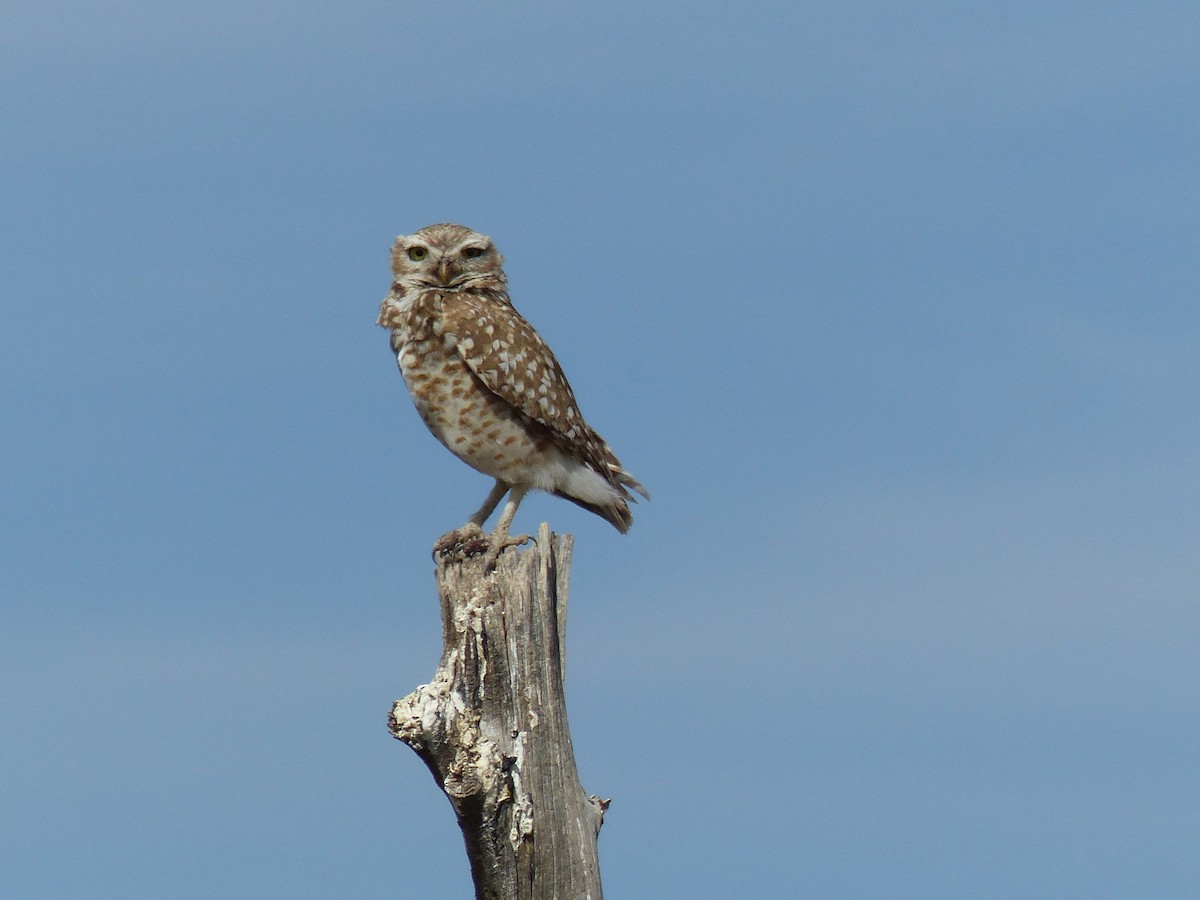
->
[4,1,1199,897]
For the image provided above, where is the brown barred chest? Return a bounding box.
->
[392,322,556,482]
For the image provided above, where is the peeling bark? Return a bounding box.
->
[390,524,605,899]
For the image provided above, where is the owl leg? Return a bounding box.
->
[434,479,510,557]
[468,478,510,529]
[484,484,532,571]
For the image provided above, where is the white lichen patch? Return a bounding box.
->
[506,738,535,848]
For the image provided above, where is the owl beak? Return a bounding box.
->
[436,259,455,286]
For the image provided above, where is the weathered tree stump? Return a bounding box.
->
[390,523,606,899]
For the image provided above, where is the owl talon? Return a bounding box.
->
[483,532,532,573]
[433,523,487,559]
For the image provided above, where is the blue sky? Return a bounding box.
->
[4,1,1199,896]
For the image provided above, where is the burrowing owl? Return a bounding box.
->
[378,223,647,560]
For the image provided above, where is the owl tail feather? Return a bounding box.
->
[552,468,647,534]
[617,471,650,502]
[554,491,635,533]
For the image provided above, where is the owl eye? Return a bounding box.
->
[407,247,429,261]
[462,247,486,259]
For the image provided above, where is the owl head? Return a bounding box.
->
[389,223,506,292]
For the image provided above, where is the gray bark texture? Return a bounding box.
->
[390,523,606,899]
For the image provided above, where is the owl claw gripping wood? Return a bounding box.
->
[379,223,647,567]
